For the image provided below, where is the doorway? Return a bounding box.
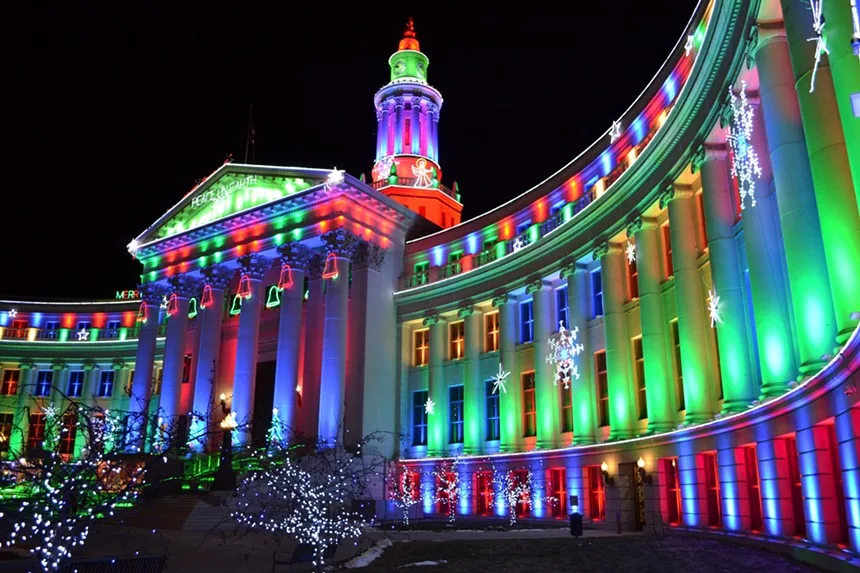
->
[251,360,276,448]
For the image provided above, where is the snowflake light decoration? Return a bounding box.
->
[807,0,829,92]
[8,308,17,318]
[707,289,721,327]
[546,321,585,390]
[424,397,435,415]
[626,240,636,264]
[491,362,510,395]
[685,34,694,56]
[512,235,528,253]
[160,295,169,310]
[727,82,762,210]
[76,328,90,341]
[609,120,622,143]
[323,168,345,193]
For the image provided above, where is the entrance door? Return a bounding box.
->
[251,360,276,448]
[617,462,645,531]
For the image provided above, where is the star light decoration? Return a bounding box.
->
[727,82,762,210]
[323,168,344,193]
[546,321,585,390]
[685,34,694,56]
[707,289,721,327]
[807,0,829,93]
[491,362,511,395]
[8,308,18,318]
[512,235,527,253]
[76,328,90,341]
[424,397,435,415]
[609,119,622,143]
[626,240,636,264]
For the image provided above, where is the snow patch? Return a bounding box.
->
[398,560,449,568]
[344,538,393,569]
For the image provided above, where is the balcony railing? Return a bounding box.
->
[1,325,162,342]
[370,177,458,201]
[439,260,462,280]
[2,328,29,339]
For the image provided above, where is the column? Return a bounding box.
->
[128,283,163,450]
[562,264,597,445]
[382,104,392,157]
[756,434,798,537]
[375,108,384,160]
[425,314,447,456]
[795,424,846,545]
[741,103,798,396]
[301,256,325,439]
[529,279,559,448]
[629,219,676,433]
[494,295,522,452]
[698,145,757,411]
[677,449,709,527]
[317,229,359,446]
[231,253,269,447]
[430,105,439,162]
[754,27,837,372]
[190,265,231,450]
[781,0,860,343]
[596,243,636,439]
[822,0,860,199]
[716,440,751,531]
[159,274,198,423]
[410,96,420,152]
[461,306,483,454]
[834,405,860,553]
[9,361,36,457]
[662,188,715,423]
[272,244,311,436]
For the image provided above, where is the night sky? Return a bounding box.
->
[4,1,698,300]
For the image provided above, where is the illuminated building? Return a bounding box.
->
[2,0,860,553]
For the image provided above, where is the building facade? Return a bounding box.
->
[2,0,860,554]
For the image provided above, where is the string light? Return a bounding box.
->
[807,0,829,92]
[546,321,585,390]
[431,458,461,523]
[727,82,762,210]
[388,470,420,525]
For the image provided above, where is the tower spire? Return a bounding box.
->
[399,17,419,51]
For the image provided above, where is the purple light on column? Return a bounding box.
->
[432,246,445,267]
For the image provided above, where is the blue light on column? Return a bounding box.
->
[663,74,678,104]
[600,150,614,177]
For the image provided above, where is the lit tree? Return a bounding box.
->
[387,466,420,526]
[431,457,461,523]
[492,466,557,526]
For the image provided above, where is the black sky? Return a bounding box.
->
[4,1,698,300]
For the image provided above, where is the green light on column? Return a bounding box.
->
[563,203,573,222]
[214,251,223,263]
[198,255,208,268]
[118,328,128,341]
[90,328,100,342]
[148,271,157,282]
[214,236,225,248]
[528,224,540,244]
[274,233,285,245]
[292,228,302,241]
[59,329,69,342]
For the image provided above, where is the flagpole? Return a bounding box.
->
[244,103,254,164]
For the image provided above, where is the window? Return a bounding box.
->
[76,321,91,332]
[633,337,646,419]
[412,390,428,446]
[510,469,532,517]
[34,370,53,397]
[58,412,77,456]
[442,212,447,227]
[556,286,569,328]
[671,320,684,411]
[522,372,536,437]
[9,320,27,338]
[595,351,609,427]
[27,413,46,452]
[703,452,722,527]
[419,205,427,219]
[98,370,115,398]
[587,465,606,520]
[182,354,193,384]
[126,370,134,397]
[712,330,723,400]
[449,385,464,444]
[43,321,60,339]
[485,380,500,441]
[520,300,534,344]
[628,256,639,299]
[404,117,411,149]
[485,312,500,352]
[548,468,567,518]
[744,446,763,531]
[591,270,603,318]
[0,413,12,453]
[413,329,429,367]
[560,384,573,433]
[1,369,20,395]
[413,261,429,285]
[449,321,465,360]
[550,201,565,217]
[784,436,806,537]
[515,220,532,236]
[662,458,682,525]
[67,370,84,398]
[106,319,121,331]
[152,368,163,395]
[476,471,494,515]
[662,224,674,278]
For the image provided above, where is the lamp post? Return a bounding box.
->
[213,393,237,491]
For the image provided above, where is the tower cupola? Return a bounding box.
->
[371,19,462,229]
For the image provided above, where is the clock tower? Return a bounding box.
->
[371,18,462,229]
